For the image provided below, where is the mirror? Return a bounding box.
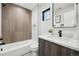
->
[53,3,78,27]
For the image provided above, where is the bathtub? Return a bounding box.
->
[0,40,32,56]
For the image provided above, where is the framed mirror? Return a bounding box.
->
[53,3,78,28]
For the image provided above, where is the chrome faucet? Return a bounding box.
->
[58,30,62,37]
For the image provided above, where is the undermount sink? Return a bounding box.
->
[48,34,74,40]
[47,30,76,40]
[46,35,73,44]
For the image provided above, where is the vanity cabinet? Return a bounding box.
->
[61,46,72,56]
[39,39,61,56]
[39,38,75,56]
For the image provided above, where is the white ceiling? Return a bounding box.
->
[54,3,74,10]
[14,3,74,11]
[14,3,38,10]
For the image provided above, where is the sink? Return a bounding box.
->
[48,33,74,40]
[50,31,74,38]
[46,35,73,45]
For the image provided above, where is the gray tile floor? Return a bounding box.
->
[23,51,38,56]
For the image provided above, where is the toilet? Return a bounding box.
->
[30,42,38,56]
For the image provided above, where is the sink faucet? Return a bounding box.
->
[58,30,62,37]
[0,38,5,51]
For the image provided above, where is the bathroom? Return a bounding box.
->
[0,2,79,56]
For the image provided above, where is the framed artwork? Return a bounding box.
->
[42,8,50,21]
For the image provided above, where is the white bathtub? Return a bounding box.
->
[0,40,32,56]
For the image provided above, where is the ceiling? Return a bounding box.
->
[14,3,74,11]
[14,3,38,10]
[54,3,74,10]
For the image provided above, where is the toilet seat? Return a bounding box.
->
[29,41,38,56]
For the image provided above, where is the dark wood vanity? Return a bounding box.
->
[39,38,79,56]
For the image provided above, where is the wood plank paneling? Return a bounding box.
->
[39,38,46,56]
[39,38,74,56]
[2,3,31,44]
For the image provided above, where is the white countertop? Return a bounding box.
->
[39,35,79,51]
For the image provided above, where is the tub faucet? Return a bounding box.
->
[0,38,5,51]
[58,30,62,37]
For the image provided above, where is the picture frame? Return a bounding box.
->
[42,8,50,21]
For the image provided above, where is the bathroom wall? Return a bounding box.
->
[38,3,52,35]
[32,3,53,37]
[31,3,52,42]
[32,5,39,43]
[2,4,32,44]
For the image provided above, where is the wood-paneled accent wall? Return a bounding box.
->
[2,3,31,44]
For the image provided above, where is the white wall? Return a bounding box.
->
[38,3,52,35]
[32,5,39,42]
[31,3,52,43]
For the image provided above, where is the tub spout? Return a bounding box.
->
[0,42,5,45]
